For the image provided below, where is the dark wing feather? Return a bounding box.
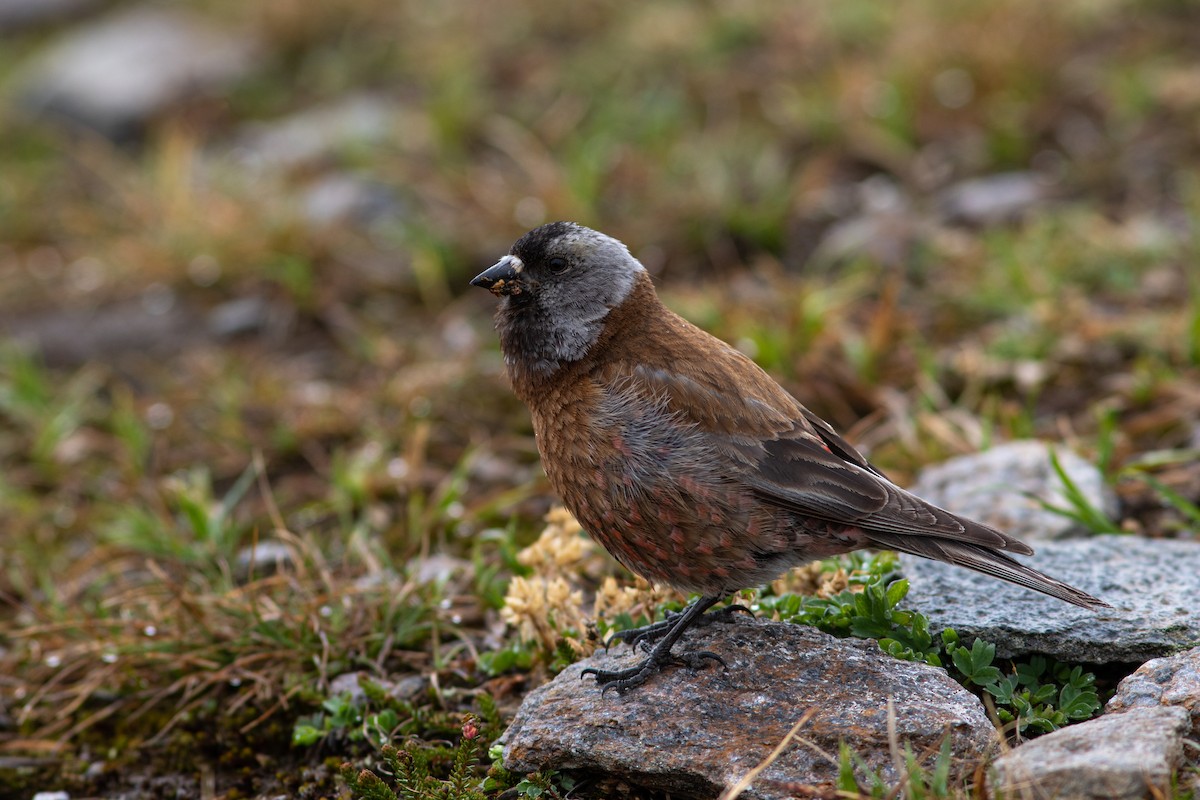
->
[866,532,1108,609]
[747,435,1031,553]
[798,405,887,479]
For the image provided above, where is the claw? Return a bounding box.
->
[580,595,738,692]
[676,650,727,671]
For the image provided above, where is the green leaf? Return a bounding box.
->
[292,724,323,746]
[837,742,860,794]
[1032,447,1121,534]
[515,780,544,798]
[884,578,909,608]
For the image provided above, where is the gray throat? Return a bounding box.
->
[497,301,607,379]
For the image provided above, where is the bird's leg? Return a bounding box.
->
[608,600,753,653]
[583,594,730,692]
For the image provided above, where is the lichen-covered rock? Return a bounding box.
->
[503,618,996,800]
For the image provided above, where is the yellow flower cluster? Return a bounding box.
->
[592,576,677,640]
[513,506,592,578]
[499,574,588,655]
[770,561,852,599]
[499,507,600,658]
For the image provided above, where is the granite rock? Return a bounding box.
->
[902,535,1200,662]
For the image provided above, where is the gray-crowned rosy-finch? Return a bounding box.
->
[472,221,1109,692]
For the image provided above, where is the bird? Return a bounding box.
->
[471,221,1109,692]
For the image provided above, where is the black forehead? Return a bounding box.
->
[510,221,578,264]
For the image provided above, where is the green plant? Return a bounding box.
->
[340,717,487,800]
[475,640,535,677]
[1034,448,1122,534]
[756,553,941,665]
[101,462,258,565]
[481,743,575,798]
[507,771,577,799]
[336,692,564,800]
[1127,470,1200,530]
[946,634,1002,687]
[294,675,463,748]
[836,736,957,799]
[983,654,1102,735]
[0,345,101,469]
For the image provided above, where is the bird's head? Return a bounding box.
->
[473,221,644,306]
[472,222,648,375]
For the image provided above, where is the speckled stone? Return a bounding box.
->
[503,617,996,800]
[902,535,1200,662]
[1106,645,1200,737]
[991,706,1189,800]
[908,441,1117,542]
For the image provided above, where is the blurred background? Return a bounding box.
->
[1,0,1199,794]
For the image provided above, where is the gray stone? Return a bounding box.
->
[1,296,204,365]
[810,210,921,269]
[300,173,401,227]
[206,296,289,340]
[17,7,259,138]
[235,540,295,579]
[1,292,292,366]
[908,441,1117,542]
[991,706,1189,800]
[327,672,428,705]
[902,535,1200,663]
[503,618,996,800]
[227,94,399,173]
[938,172,1046,226]
[327,671,370,704]
[810,177,925,269]
[409,553,473,586]
[1107,645,1200,737]
[0,0,99,32]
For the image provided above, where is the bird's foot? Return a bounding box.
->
[582,594,737,692]
[581,647,727,694]
[608,602,752,653]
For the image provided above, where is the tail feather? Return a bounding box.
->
[868,532,1111,610]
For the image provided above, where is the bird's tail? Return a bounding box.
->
[867,532,1111,610]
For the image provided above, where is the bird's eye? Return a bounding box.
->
[548,256,569,274]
